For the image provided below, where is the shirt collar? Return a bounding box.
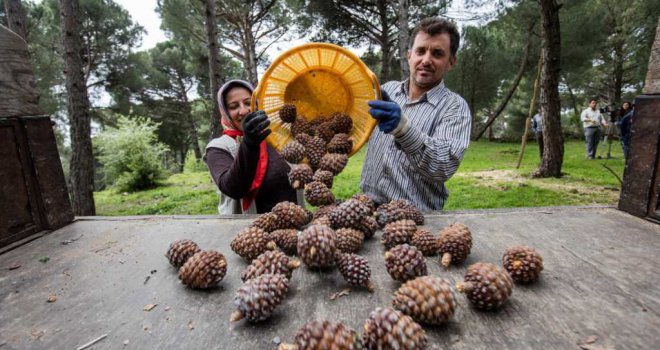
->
[395,79,446,107]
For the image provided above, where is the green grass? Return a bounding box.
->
[95,140,625,215]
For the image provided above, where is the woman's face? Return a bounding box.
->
[623,102,630,110]
[225,87,252,131]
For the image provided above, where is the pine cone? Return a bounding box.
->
[272,201,310,229]
[269,229,299,255]
[312,169,334,189]
[410,229,437,256]
[279,103,297,123]
[319,153,348,175]
[393,276,456,325]
[381,219,416,250]
[230,227,276,261]
[351,193,375,215]
[336,253,374,292]
[230,274,289,322]
[362,307,427,350]
[438,223,472,267]
[165,239,201,268]
[297,224,337,268]
[331,113,353,134]
[281,141,305,164]
[279,320,362,350]
[502,246,544,283]
[327,133,353,154]
[384,244,427,282]
[241,250,301,282]
[357,216,379,239]
[289,164,314,190]
[304,181,335,206]
[335,228,365,253]
[178,250,227,289]
[305,136,326,169]
[456,262,513,310]
[328,199,371,230]
[252,212,280,233]
[291,117,313,137]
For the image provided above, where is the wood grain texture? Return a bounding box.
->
[0,207,658,349]
[0,25,43,118]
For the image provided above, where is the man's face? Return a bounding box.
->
[589,100,597,109]
[407,31,456,90]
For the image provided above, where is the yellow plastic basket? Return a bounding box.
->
[252,42,381,157]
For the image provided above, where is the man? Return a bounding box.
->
[531,109,544,159]
[361,17,471,211]
[580,99,608,160]
[616,104,634,159]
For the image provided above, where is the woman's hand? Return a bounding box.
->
[242,110,271,148]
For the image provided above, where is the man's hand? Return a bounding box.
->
[368,90,402,134]
[242,110,271,148]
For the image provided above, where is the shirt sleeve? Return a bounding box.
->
[204,142,260,200]
[393,99,472,181]
[580,110,588,122]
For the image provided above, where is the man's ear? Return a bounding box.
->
[406,49,411,62]
[449,55,457,67]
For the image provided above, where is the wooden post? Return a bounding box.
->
[516,57,543,169]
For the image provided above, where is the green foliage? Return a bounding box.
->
[95,116,169,192]
[184,151,208,173]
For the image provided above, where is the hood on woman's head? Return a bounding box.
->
[217,79,254,119]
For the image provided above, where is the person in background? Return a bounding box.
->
[204,80,301,214]
[361,17,471,211]
[531,109,544,159]
[580,98,608,160]
[617,103,634,160]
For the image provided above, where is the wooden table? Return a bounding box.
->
[1,206,658,349]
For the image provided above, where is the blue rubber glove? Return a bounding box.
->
[242,110,271,148]
[368,90,402,134]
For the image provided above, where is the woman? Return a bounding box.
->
[204,80,301,214]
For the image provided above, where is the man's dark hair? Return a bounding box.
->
[409,17,460,57]
[589,98,598,103]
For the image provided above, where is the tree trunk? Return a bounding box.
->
[378,0,391,82]
[474,26,534,141]
[176,76,202,161]
[395,0,410,80]
[204,0,223,138]
[563,77,582,131]
[536,0,563,178]
[4,0,28,40]
[243,19,259,87]
[59,0,95,215]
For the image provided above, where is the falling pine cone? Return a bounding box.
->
[297,224,337,268]
[279,103,297,123]
[358,216,379,239]
[331,113,353,134]
[294,131,313,145]
[272,201,310,229]
[456,262,513,310]
[305,136,326,169]
[312,169,334,189]
[241,250,301,282]
[291,117,313,137]
[230,226,276,261]
[437,223,473,267]
[230,273,289,323]
[252,212,281,233]
[376,199,424,227]
[178,250,227,289]
[165,239,201,268]
[336,253,375,292]
[328,199,371,230]
[362,307,427,350]
[304,181,335,207]
[381,219,417,250]
[384,244,427,282]
[351,193,375,215]
[313,204,337,221]
[316,122,336,143]
[335,228,365,254]
[318,153,348,175]
[327,133,353,154]
[281,141,306,164]
[288,164,314,190]
[410,229,437,256]
[269,229,299,255]
[279,320,362,350]
[392,276,456,325]
[502,246,544,283]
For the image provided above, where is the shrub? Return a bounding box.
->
[95,116,169,192]
[183,150,208,173]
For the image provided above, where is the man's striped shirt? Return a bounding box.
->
[360,80,472,211]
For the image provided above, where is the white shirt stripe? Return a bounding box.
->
[360,80,472,211]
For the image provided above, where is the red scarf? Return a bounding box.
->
[223,129,268,212]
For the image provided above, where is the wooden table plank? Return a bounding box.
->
[0,207,658,349]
